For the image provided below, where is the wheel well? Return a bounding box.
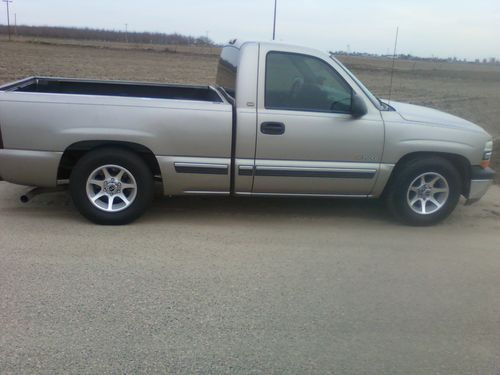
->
[385,152,471,196]
[58,141,162,181]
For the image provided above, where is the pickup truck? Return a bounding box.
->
[0,40,495,225]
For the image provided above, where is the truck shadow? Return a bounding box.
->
[144,195,393,224]
[1,185,394,224]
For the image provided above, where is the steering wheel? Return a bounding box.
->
[289,77,304,99]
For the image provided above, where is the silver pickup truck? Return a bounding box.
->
[0,40,495,225]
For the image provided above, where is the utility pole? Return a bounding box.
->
[272,0,277,40]
[2,0,12,41]
[14,12,16,36]
[125,23,128,43]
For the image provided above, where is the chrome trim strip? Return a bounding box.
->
[238,165,254,176]
[174,162,229,175]
[183,191,230,195]
[254,166,376,179]
[235,192,370,198]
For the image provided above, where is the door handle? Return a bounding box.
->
[261,122,285,135]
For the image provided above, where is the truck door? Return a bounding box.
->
[253,46,385,196]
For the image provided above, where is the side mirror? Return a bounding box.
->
[351,93,368,118]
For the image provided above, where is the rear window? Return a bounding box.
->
[216,46,240,98]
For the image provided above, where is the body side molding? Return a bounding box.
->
[174,162,229,175]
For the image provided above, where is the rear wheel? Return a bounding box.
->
[386,156,462,226]
[70,148,154,225]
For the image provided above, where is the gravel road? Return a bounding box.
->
[1,182,499,374]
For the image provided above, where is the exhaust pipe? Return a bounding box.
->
[20,186,67,203]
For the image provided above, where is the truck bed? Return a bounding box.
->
[0,77,223,103]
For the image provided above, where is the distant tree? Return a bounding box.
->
[0,25,215,46]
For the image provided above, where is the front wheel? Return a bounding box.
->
[70,148,154,225]
[386,157,462,226]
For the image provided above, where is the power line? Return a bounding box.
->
[2,0,12,41]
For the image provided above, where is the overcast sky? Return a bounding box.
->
[3,0,499,60]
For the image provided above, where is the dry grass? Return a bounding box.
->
[1,37,499,175]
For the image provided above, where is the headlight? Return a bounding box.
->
[485,140,493,152]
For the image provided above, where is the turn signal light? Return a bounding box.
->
[480,160,490,169]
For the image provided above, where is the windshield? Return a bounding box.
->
[329,55,389,111]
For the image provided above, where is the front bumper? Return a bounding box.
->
[465,166,495,205]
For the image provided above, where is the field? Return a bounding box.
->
[1,37,499,175]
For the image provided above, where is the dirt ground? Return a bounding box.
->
[1,37,499,174]
[1,182,499,374]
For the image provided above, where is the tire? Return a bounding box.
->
[386,156,462,226]
[70,147,154,225]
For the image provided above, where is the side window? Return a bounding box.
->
[216,46,239,98]
[265,52,352,113]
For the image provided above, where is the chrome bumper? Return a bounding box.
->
[465,166,495,205]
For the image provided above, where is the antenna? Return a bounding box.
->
[388,26,399,104]
[272,0,277,40]
[2,0,13,41]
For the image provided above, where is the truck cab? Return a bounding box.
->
[219,40,386,197]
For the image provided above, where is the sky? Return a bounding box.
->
[2,0,500,60]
